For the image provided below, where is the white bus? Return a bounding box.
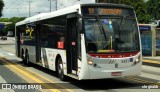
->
[15,3,142,80]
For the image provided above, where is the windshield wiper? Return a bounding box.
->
[94,15,108,41]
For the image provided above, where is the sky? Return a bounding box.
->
[2,0,56,18]
[2,0,95,18]
[3,0,148,18]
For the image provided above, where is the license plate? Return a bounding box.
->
[111,72,122,76]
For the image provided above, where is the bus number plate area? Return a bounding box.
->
[111,72,122,76]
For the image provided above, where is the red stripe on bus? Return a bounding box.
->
[89,52,139,58]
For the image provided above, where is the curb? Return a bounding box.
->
[142,58,160,61]
[0,44,15,45]
[142,59,160,67]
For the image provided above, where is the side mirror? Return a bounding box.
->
[156,20,160,28]
[77,13,82,18]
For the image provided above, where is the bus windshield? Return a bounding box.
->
[84,17,140,53]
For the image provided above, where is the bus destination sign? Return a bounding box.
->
[82,7,134,16]
[101,8,121,15]
[88,8,122,15]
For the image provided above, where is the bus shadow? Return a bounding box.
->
[66,78,142,90]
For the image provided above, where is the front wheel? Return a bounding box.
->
[57,58,66,81]
[23,52,30,66]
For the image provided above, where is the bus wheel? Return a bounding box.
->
[57,58,65,81]
[21,50,26,65]
[25,52,30,66]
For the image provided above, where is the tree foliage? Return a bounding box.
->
[0,0,4,17]
[0,17,26,36]
[146,0,160,20]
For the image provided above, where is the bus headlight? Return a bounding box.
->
[136,55,141,63]
[133,55,141,65]
[87,58,93,65]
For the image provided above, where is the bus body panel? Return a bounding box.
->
[40,48,66,70]
[88,61,141,79]
[78,34,90,80]
[40,48,65,73]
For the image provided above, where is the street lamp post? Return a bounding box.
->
[49,0,57,12]
[28,1,32,17]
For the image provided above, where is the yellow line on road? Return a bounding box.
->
[19,64,73,92]
[125,76,160,86]
[0,57,73,92]
[143,59,160,64]
[0,58,60,92]
[24,68,74,92]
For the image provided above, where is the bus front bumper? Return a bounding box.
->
[88,63,141,79]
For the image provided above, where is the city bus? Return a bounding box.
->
[15,3,142,80]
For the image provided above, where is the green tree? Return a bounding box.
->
[0,17,26,36]
[0,0,4,17]
[146,0,160,20]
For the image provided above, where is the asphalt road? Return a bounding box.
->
[0,38,159,92]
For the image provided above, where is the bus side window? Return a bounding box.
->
[60,37,64,41]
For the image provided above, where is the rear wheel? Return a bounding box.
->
[24,52,30,66]
[57,58,66,81]
[21,50,26,65]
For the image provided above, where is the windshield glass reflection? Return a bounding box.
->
[84,17,140,53]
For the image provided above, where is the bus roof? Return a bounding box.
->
[16,3,133,26]
[16,4,80,26]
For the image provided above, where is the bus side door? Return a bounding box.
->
[66,14,78,74]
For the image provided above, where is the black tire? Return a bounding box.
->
[24,52,30,66]
[57,58,66,81]
[21,50,26,65]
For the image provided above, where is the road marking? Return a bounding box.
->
[0,76,15,92]
[23,67,73,92]
[126,76,154,83]
[0,58,60,92]
[125,76,160,86]
[143,59,160,64]
[7,53,15,56]
[0,57,73,92]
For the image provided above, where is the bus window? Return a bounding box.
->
[84,17,140,53]
[41,17,66,49]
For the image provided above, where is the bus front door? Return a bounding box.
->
[66,15,78,75]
